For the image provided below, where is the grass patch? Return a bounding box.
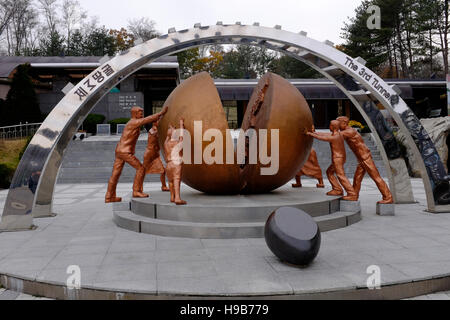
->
[0,138,28,168]
[0,138,29,189]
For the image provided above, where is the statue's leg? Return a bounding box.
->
[105,156,125,203]
[326,165,344,196]
[123,154,148,198]
[169,181,175,202]
[173,176,187,206]
[317,176,325,188]
[292,174,302,188]
[353,163,366,196]
[161,171,170,192]
[362,157,394,204]
[141,150,150,193]
[334,158,358,201]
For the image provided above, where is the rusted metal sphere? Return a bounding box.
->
[158,72,313,194]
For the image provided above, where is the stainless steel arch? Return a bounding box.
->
[0,23,446,231]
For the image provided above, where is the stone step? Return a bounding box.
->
[113,210,361,239]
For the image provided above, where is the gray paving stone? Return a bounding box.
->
[221,272,293,296]
[279,269,357,294]
[46,252,106,269]
[391,261,450,281]
[158,275,228,295]
[93,280,157,294]
[155,248,211,263]
[101,251,156,266]
[425,293,450,300]
[15,293,37,300]
[387,235,443,249]
[108,239,156,253]
[0,290,20,300]
[157,260,217,280]
[95,263,157,283]
[59,244,110,256]
[156,237,204,251]
[213,257,275,277]
[0,256,55,276]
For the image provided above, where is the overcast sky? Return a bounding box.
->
[77,0,363,44]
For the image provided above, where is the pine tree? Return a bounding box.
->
[5,64,42,126]
[39,30,65,56]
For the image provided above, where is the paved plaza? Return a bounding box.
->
[1,178,450,299]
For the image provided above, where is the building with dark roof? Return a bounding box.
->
[0,56,447,130]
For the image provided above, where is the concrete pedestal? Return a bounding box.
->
[377,203,395,216]
[340,200,361,213]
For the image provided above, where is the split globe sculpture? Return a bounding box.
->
[157,71,313,194]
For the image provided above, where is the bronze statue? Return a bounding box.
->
[105,105,168,203]
[292,148,325,188]
[336,116,393,204]
[141,119,170,193]
[164,118,187,205]
[307,121,358,201]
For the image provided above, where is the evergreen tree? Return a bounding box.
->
[5,64,42,126]
[82,27,117,56]
[0,98,6,127]
[268,55,322,78]
[66,29,84,56]
[39,30,65,56]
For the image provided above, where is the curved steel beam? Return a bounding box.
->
[0,23,444,230]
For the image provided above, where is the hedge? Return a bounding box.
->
[83,114,106,134]
[108,118,130,134]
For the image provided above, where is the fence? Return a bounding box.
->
[0,123,43,140]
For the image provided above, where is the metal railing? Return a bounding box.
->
[0,122,43,140]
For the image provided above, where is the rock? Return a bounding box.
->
[396,117,450,177]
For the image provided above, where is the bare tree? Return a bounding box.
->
[5,0,38,55]
[38,0,59,36]
[0,0,19,37]
[127,17,159,41]
[61,0,87,50]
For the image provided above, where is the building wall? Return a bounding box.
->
[38,91,144,122]
[0,84,10,100]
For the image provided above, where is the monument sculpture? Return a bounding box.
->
[105,105,168,203]
[292,148,325,188]
[336,116,393,204]
[164,118,187,205]
[362,101,401,160]
[157,72,313,194]
[307,121,358,201]
[142,119,170,192]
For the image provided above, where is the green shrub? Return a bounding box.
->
[108,118,130,134]
[360,126,371,134]
[0,163,14,189]
[83,114,106,134]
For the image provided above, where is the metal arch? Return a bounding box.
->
[0,23,442,231]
